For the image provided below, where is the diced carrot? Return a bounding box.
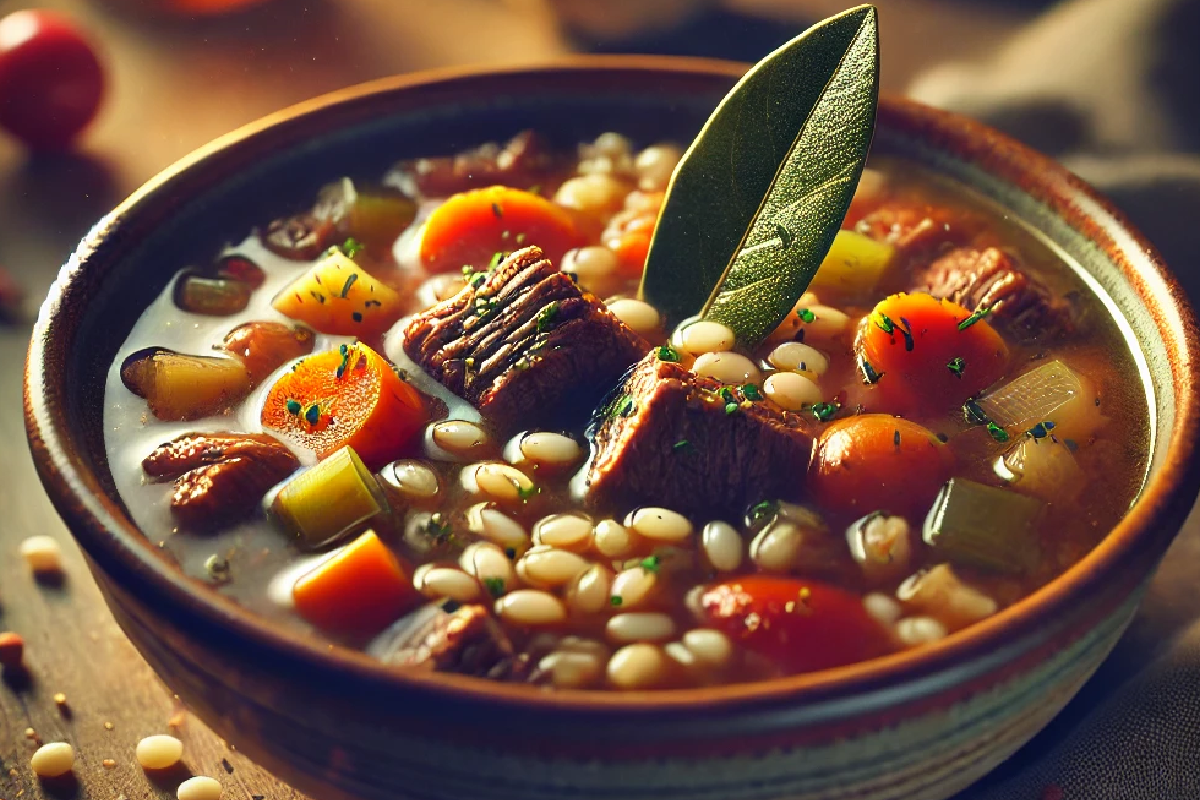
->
[292,530,420,634]
[418,185,582,273]
[261,342,425,470]
[272,252,402,340]
[856,292,1009,416]
[810,415,955,520]
[611,225,654,280]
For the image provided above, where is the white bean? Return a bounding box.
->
[518,547,591,588]
[610,566,658,609]
[606,298,661,338]
[495,590,567,626]
[635,144,682,192]
[895,616,948,646]
[469,462,536,502]
[136,734,184,771]
[20,535,63,575]
[691,351,761,385]
[519,432,582,468]
[768,341,828,375]
[846,513,912,585]
[30,742,73,778]
[430,420,489,459]
[554,173,626,214]
[607,643,670,689]
[460,542,516,595]
[533,513,593,551]
[593,519,637,558]
[862,593,903,627]
[538,650,605,689]
[897,564,998,631]
[607,613,676,643]
[589,132,634,160]
[561,246,620,296]
[682,628,734,669]
[464,504,529,554]
[801,305,851,343]
[701,521,743,572]
[674,320,736,355]
[750,521,804,572]
[378,460,440,502]
[663,641,699,677]
[415,566,481,602]
[177,776,223,800]
[626,507,692,542]
[764,371,822,411]
[565,564,614,615]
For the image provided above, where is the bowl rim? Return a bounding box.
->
[24,55,1200,717]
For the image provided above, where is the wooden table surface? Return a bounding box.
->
[7,2,1198,799]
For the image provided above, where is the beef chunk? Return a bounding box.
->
[408,130,564,197]
[917,246,1073,340]
[584,353,814,518]
[370,602,524,680]
[855,201,981,262]
[403,246,649,432]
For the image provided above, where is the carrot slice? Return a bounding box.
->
[810,415,955,520]
[261,342,425,470]
[292,530,420,634]
[418,186,581,273]
[855,292,1009,416]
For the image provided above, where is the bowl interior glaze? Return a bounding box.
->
[24,58,1200,723]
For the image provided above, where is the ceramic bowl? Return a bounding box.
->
[24,58,1200,800]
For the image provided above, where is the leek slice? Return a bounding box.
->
[922,477,1044,574]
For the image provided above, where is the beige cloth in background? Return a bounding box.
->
[908,0,1200,796]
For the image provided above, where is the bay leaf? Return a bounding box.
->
[638,4,879,348]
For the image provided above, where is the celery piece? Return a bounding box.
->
[921,477,1044,574]
[272,446,386,548]
[808,230,895,301]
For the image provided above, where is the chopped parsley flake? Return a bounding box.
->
[340,273,359,298]
[656,345,680,362]
[811,401,839,422]
[424,513,453,543]
[947,356,965,377]
[741,383,763,401]
[897,317,916,351]
[725,403,740,416]
[491,202,504,218]
[957,306,992,331]
[1026,421,1056,439]
[615,396,637,418]
[749,500,779,524]
[285,399,301,416]
[610,595,623,607]
[517,482,541,501]
[483,577,505,597]
[640,555,661,573]
[859,356,884,384]
[488,252,505,270]
[339,238,364,259]
[535,302,560,333]
[797,307,816,324]
[986,422,1010,443]
[963,399,989,426]
[875,312,896,335]
[304,404,320,425]
[672,439,693,453]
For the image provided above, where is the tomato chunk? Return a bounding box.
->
[696,576,892,675]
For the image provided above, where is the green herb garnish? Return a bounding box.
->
[615,396,637,418]
[637,6,879,348]
[986,422,1010,443]
[536,302,560,333]
[610,595,623,607]
[672,439,693,453]
[1026,421,1056,440]
[517,482,541,501]
[424,513,453,542]
[741,383,763,401]
[811,401,839,422]
[483,577,505,598]
[340,273,359,298]
[958,306,992,331]
[749,499,779,524]
[656,345,681,362]
[304,404,320,425]
[875,312,895,335]
[640,555,661,573]
[339,238,364,259]
[285,399,301,416]
[488,251,505,270]
[859,355,884,384]
[797,307,816,324]
[947,356,965,377]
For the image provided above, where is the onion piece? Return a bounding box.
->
[998,435,1086,504]
[975,359,1105,443]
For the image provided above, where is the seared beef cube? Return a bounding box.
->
[855,201,980,262]
[584,353,815,517]
[409,130,564,197]
[370,602,524,680]
[404,246,649,432]
[917,246,1073,340]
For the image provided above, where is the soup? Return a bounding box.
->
[104,130,1148,690]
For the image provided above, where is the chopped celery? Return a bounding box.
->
[272,446,386,548]
[921,477,1044,574]
[808,230,895,301]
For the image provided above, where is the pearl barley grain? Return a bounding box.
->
[626,507,692,542]
[20,535,64,575]
[136,734,184,771]
[607,643,669,689]
[31,742,73,778]
[177,775,223,800]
